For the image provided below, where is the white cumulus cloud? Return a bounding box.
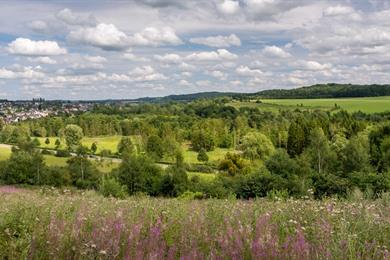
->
[186,49,238,61]
[8,38,67,56]
[129,27,183,46]
[190,34,241,48]
[68,23,130,51]
[262,45,291,58]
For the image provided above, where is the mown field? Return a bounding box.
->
[1,140,221,180]
[0,187,389,259]
[231,96,390,113]
[0,145,118,173]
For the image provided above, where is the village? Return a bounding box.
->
[0,99,93,123]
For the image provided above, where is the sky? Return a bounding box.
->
[0,0,390,100]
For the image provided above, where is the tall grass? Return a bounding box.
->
[0,187,389,259]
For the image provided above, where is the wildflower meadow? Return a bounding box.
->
[0,186,389,259]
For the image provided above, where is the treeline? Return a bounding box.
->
[253,83,390,99]
[0,99,390,199]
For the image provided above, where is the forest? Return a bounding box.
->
[0,96,389,200]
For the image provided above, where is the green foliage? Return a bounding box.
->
[98,177,127,199]
[117,137,134,156]
[64,124,83,150]
[40,166,71,187]
[117,154,162,195]
[67,154,100,189]
[0,150,44,185]
[146,135,164,161]
[287,116,310,157]
[240,132,275,160]
[218,153,248,176]
[178,190,204,200]
[342,135,371,173]
[197,148,209,162]
[191,129,215,152]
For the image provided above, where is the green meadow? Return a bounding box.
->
[231,96,390,114]
[0,145,118,173]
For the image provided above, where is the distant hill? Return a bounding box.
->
[130,84,390,103]
[135,91,240,103]
[254,84,390,99]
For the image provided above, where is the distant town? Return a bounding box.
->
[0,98,93,124]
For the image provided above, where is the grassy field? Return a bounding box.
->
[37,136,126,153]
[0,145,118,173]
[233,96,390,114]
[187,171,216,181]
[37,137,233,165]
[0,187,389,259]
[181,143,234,164]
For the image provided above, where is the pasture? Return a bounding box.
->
[0,145,118,173]
[260,96,390,113]
[231,96,390,113]
[0,188,389,259]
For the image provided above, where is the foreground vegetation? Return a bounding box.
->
[0,187,389,259]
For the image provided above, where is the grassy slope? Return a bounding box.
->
[257,96,390,113]
[229,96,390,113]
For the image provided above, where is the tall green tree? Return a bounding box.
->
[64,124,83,151]
[117,137,135,156]
[117,154,162,195]
[240,132,275,161]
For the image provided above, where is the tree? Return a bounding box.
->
[67,146,99,189]
[33,127,47,137]
[197,148,209,162]
[146,135,164,161]
[191,129,215,152]
[342,135,371,173]
[381,137,390,171]
[240,132,275,161]
[64,124,83,151]
[160,152,188,197]
[45,138,50,145]
[287,116,310,157]
[0,150,45,185]
[306,128,333,174]
[91,142,98,154]
[117,137,134,156]
[55,139,61,149]
[117,154,162,195]
[218,153,248,176]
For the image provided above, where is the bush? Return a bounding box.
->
[55,150,71,157]
[41,149,54,155]
[197,148,209,162]
[41,166,71,187]
[98,177,127,199]
[178,191,204,200]
[185,163,214,173]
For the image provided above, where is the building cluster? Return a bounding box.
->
[0,99,93,124]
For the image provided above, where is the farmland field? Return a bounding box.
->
[0,187,389,259]
[232,96,390,113]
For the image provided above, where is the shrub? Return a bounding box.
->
[55,150,71,157]
[98,177,127,199]
[178,191,204,200]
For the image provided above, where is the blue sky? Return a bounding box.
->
[0,0,390,100]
